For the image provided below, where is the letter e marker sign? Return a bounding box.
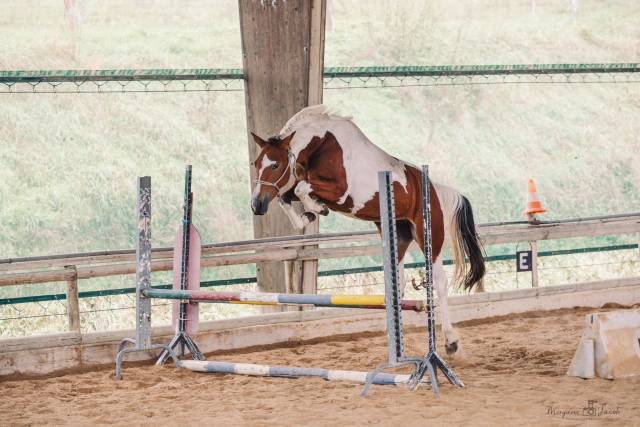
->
[516,251,533,272]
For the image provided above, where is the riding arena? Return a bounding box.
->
[1,1,640,426]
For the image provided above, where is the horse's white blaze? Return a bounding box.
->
[279,105,408,214]
[252,155,277,198]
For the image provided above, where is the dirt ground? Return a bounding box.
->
[2,306,639,427]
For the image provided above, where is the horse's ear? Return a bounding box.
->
[251,132,266,148]
[280,131,296,150]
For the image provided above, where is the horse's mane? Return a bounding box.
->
[277,104,352,138]
[266,136,282,145]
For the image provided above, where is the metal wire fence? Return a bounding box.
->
[1,63,639,93]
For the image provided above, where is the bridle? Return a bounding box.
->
[253,151,298,196]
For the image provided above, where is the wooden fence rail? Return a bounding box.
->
[1,213,638,284]
[0,213,639,332]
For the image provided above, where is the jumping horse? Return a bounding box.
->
[250,105,485,355]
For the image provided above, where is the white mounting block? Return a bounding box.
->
[567,309,640,379]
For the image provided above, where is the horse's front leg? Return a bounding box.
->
[277,197,306,230]
[293,181,329,220]
[277,187,323,230]
[434,256,460,355]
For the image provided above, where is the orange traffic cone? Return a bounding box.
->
[524,178,545,223]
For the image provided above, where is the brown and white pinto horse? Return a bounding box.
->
[250,105,485,355]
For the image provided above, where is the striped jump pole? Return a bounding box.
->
[179,360,425,386]
[142,289,426,312]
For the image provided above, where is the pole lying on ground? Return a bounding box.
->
[142,288,426,312]
[179,360,424,386]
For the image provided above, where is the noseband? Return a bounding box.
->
[253,151,298,196]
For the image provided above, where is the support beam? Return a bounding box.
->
[300,0,326,298]
[239,0,326,295]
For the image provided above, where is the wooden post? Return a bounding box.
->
[300,0,326,297]
[284,258,303,311]
[239,0,326,295]
[64,265,80,332]
[530,241,539,288]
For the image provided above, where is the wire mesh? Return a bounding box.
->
[323,71,640,90]
[0,78,244,94]
[1,64,639,93]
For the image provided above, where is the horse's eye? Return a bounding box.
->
[271,163,279,170]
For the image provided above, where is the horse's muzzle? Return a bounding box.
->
[251,194,271,215]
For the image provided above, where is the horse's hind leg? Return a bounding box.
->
[410,220,460,355]
[434,256,460,355]
[395,220,413,298]
[374,220,412,297]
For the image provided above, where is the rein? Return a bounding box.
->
[253,151,298,196]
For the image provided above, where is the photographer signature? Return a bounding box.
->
[546,400,622,419]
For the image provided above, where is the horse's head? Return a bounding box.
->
[250,131,296,215]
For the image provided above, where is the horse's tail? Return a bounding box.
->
[434,184,485,292]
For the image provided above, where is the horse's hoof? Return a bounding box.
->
[445,341,459,355]
[303,212,317,223]
[320,206,329,216]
